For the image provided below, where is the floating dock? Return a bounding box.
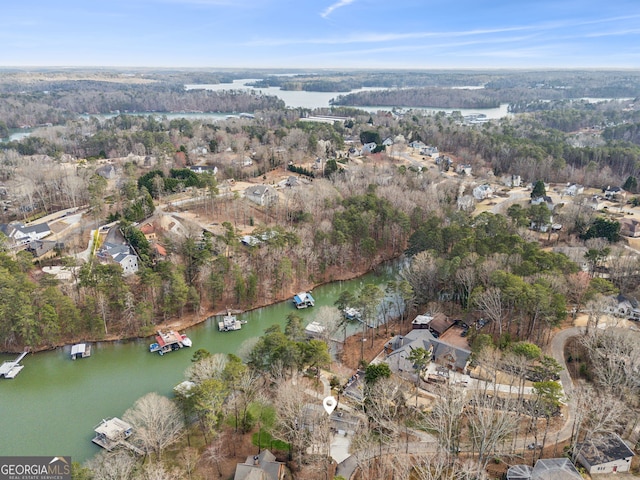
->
[0,351,28,379]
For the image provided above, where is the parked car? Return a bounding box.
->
[527,443,543,450]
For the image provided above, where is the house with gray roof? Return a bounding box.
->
[362,142,377,154]
[576,434,635,474]
[384,329,471,380]
[473,184,493,200]
[97,242,139,275]
[96,164,117,179]
[244,185,278,206]
[234,449,285,480]
[0,222,51,245]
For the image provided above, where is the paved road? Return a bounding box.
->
[544,326,584,452]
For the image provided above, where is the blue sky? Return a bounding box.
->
[2,0,640,68]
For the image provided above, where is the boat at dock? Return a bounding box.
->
[293,291,315,309]
[149,330,192,355]
[218,312,247,332]
[0,351,28,379]
[71,343,91,360]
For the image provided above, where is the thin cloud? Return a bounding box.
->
[321,0,355,19]
[244,13,640,48]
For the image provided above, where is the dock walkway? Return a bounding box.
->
[0,351,28,378]
[118,440,144,456]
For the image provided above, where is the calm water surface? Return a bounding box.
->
[0,265,398,462]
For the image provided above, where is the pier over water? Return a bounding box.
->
[0,351,28,378]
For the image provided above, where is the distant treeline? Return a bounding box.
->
[331,87,501,109]
[0,82,284,128]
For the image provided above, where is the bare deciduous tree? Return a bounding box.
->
[466,389,520,472]
[86,450,137,480]
[274,377,313,466]
[123,392,185,460]
[203,436,227,478]
[570,385,626,461]
[472,287,504,335]
[185,353,228,384]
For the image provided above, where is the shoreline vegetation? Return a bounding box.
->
[7,254,398,355]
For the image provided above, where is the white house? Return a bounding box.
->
[0,222,52,245]
[244,185,278,206]
[188,165,218,175]
[472,184,493,200]
[605,294,640,320]
[408,140,426,150]
[382,137,394,147]
[97,242,139,276]
[420,146,439,158]
[456,164,472,175]
[577,434,635,475]
[362,142,377,154]
[604,185,625,200]
[501,174,522,187]
[530,195,554,210]
[563,183,584,196]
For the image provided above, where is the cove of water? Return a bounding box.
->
[0,263,399,463]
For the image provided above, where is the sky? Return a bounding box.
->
[2,0,640,69]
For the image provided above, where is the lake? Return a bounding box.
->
[0,263,400,463]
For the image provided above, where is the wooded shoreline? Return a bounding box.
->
[4,254,401,355]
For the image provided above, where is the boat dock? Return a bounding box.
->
[0,351,28,379]
[149,330,192,355]
[218,312,247,332]
[71,343,91,360]
[293,291,315,309]
[92,417,143,455]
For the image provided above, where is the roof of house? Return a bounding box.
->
[2,222,50,234]
[578,434,635,466]
[234,450,282,480]
[96,164,116,177]
[386,329,470,371]
[245,185,274,197]
[21,223,51,235]
[26,239,59,257]
[139,223,155,235]
[411,313,454,335]
[615,293,639,309]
